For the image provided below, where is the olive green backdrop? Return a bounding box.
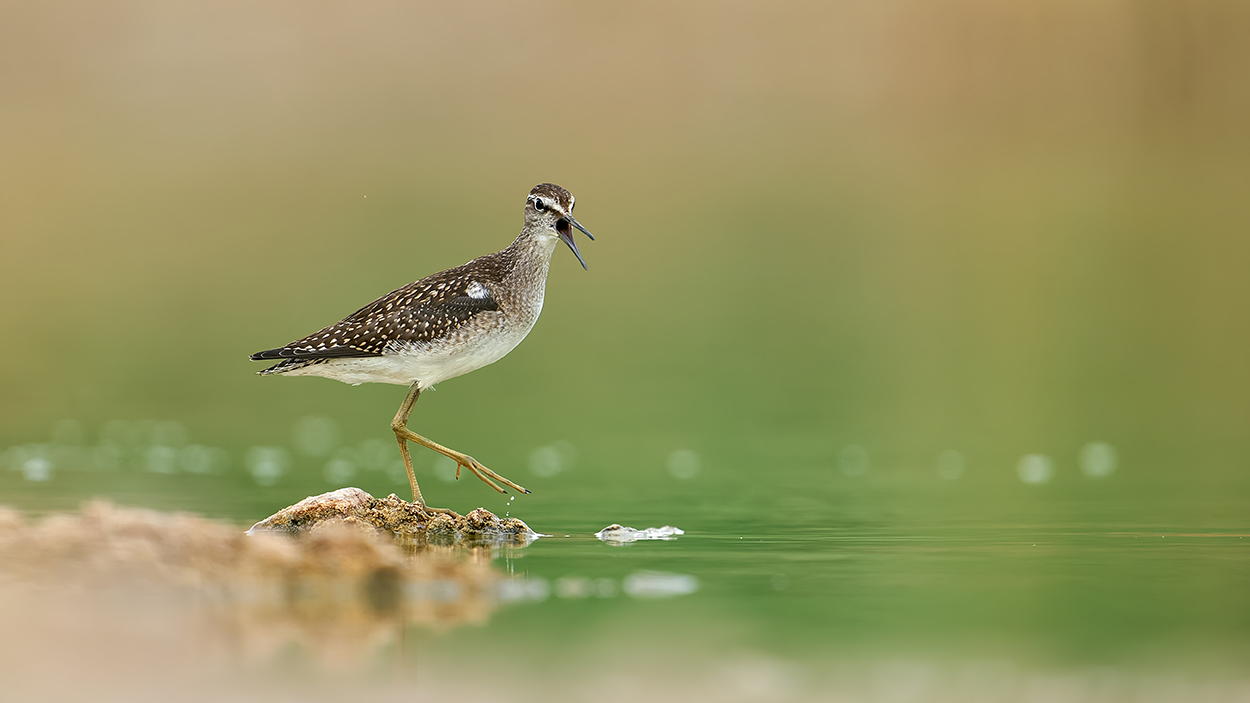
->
[2,0,1248,696]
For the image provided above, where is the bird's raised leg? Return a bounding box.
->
[391,381,530,510]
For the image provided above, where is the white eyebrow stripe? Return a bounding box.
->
[528,193,569,214]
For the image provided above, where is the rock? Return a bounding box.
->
[247,487,539,544]
[427,513,458,538]
[463,507,501,532]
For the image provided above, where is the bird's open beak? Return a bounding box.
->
[556,215,595,270]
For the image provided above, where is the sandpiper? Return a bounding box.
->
[250,183,594,510]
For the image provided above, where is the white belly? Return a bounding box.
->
[281,310,539,388]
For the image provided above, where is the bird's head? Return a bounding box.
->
[525,183,594,270]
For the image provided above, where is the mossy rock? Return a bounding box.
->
[247,488,538,545]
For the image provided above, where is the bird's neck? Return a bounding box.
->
[501,228,559,284]
[491,228,559,321]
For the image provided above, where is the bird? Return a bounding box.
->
[249,183,594,511]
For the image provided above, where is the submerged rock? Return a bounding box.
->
[247,487,538,545]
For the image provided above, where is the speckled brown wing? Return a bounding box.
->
[250,255,505,370]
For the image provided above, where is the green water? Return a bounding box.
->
[3,435,1248,695]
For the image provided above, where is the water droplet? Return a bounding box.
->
[22,455,53,482]
[936,449,965,479]
[245,446,291,486]
[666,449,701,479]
[1017,454,1055,484]
[146,445,177,473]
[838,444,869,476]
[529,440,577,477]
[292,416,339,457]
[1079,441,1118,478]
[323,453,357,484]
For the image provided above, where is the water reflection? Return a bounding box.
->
[622,571,700,598]
[0,501,532,681]
[0,500,701,685]
[2,418,232,480]
[555,576,618,599]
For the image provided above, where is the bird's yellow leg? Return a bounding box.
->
[391,381,530,508]
[391,381,455,513]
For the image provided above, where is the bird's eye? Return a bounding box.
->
[533,199,546,212]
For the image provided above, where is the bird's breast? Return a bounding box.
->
[392,296,543,388]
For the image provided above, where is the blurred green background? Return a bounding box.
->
[2,0,1249,696]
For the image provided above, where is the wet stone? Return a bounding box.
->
[427,514,457,537]
[248,487,538,545]
[464,507,500,532]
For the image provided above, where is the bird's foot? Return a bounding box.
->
[415,503,459,516]
[453,454,531,495]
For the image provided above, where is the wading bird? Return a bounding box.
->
[250,183,593,510]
